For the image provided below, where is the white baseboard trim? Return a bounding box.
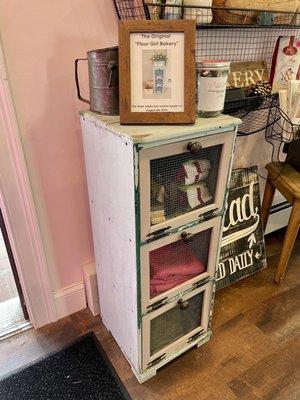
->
[265,204,291,235]
[53,281,86,320]
[82,261,100,317]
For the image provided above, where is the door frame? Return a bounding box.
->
[0,208,29,321]
[0,36,56,327]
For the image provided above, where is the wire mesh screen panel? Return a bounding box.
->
[196,27,300,135]
[144,4,300,27]
[196,27,300,69]
[149,228,211,298]
[113,0,147,20]
[230,95,274,135]
[150,144,222,226]
[150,291,203,356]
[144,3,300,135]
[265,94,300,143]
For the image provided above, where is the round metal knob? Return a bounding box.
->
[178,298,189,310]
[181,231,194,243]
[187,142,202,155]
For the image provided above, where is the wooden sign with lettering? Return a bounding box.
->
[216,167,267,290]
[227,61,269,89]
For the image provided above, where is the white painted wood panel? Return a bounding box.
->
[53,282,86,320]
[83,262,100,316]
[81,116,139,370]
[265,205,291,234]
[80,111,240,381]
[0,43,56,327]
[81,111,241,144]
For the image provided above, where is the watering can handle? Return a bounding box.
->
[75,58,90,104]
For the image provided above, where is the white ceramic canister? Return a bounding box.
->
[183,0,213,24]
[197,60,230,117]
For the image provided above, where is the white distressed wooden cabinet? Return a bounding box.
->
[80,112,240,383]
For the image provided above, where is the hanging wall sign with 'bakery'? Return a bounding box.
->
[216,167,267,290]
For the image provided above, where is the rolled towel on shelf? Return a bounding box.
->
[177,181,213,210]
[176,158,211,185]
[183,0,213,24]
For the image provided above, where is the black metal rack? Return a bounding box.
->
[113,1,300,139]
[113,1,300,27]
[113,0,148,20]
[265,95,300,142]
[144,3,300,28]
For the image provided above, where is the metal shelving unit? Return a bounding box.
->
[112,1,300,143]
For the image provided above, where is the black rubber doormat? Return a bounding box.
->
[0,332,132,400]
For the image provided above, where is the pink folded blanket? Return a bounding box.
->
[150,276,193,295]
[176,159,211,186]
[150,241,206,297]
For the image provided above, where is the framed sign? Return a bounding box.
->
[118,20,196,124]
[216,167,267,290]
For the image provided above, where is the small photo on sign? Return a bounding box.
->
[216,167,267,290]
[142,49,171,100]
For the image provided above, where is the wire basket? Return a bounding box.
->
[113,0,148,20]
[113,1,300,137]
[143,3,300,27]
[228,94,274,136]
[265,95,300,143]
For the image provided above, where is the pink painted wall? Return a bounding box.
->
[0,0,118,290]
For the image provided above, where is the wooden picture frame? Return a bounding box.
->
[118,20,196,124]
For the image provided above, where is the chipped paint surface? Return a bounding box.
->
[81,110,241,145]
[80,111,239,380]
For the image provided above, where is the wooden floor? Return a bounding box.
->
[1,229,299,399]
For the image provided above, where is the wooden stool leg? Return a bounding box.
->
[274,199,300,283]
[261,175,276,232]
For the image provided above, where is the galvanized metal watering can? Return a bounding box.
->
[75,46,119,115]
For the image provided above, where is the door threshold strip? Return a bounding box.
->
[0,321,32,341]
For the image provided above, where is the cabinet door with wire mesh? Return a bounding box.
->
[141,281,213,370]
[140,216,221,311]
[139,130,235,241]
